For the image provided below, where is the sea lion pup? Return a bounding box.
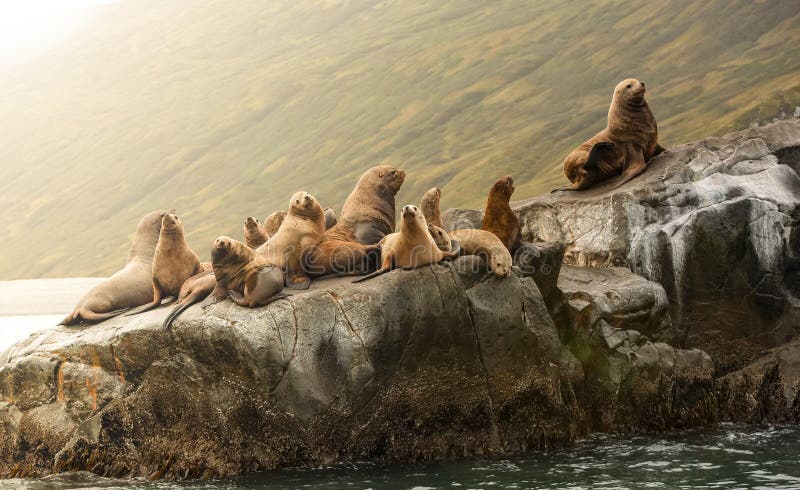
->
[60,210,165,325]
[208,236,286,308]
[481,176,521,253]
[324,207,337,230]
[305,165,406,277]
[263,211,287,236]
[125,212,203,315]
[255,191,326,290]
[353,205,460,283]
[420,186,444,228]
[243,217,269,249]
[162,269,216,329]
[449,229,512,277]
[554,78,664,192]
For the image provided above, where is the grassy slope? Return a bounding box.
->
[0,0,798,279]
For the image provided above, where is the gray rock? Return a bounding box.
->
[483,120,799,367]
[557,265,672,338]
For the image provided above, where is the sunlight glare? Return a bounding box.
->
[0,0,119,62]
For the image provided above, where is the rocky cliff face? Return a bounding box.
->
[1,120,798,480]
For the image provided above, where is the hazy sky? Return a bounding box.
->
[0,0,118,62]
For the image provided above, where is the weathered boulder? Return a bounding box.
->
[0,259,715,480]
[446,120,800,369]
[716,338,800,424]
[556,265,673,339]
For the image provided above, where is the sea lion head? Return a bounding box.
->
[374,165,406,194]
[614,78,647,105]
[289,191,323,219]
[491,175,515,200]
[491,249,512,278]
[427,224,451,251]
[244,216,261,230]
[401,204,426,231]
[161,212,183,234]
[211,236,235,261]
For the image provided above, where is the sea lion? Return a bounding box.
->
[353,205,460,283]
[162,269,216,329]
[324,207,337,230]
[263,211,287,236]
[60,210,165,325]
[305,165,405,277]
[554,78,664,192]
[208,236,287,308]
[255,191,326,290]
[420,186,444,228]
[243,217,269,249]
[125,212,203,315]
[481,176,521,253]
[428,224,453,252]
[449,229,512,277]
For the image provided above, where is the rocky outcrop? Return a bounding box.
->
[0,257,715,479]
[445,120,800,370]
[2,121,798,480]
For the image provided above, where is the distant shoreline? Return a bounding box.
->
[0,278,103,316]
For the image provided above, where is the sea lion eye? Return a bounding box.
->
[626,84,632,88]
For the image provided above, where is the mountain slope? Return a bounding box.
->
[1,0,798,279]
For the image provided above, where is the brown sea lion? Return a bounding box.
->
[305,165,405,277]
[481,176,521,253]
[207,236,287,308]
[255,191,326,290]
[324,207,338,230]
[353,205,460,283]
[125,212,203,315]
[428,224,453,252]
[60,210,165,325]
[263,211,287,236]
[420,186,444,228]
[162,269,216,329]
[243,217,269,249]
[450,229,512,277]
[554,78,664,192]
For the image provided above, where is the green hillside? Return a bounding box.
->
[1,0,798,279]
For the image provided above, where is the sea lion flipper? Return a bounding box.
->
[75,308,130,324]
[352,267,392,283]
[584,141,615,170]
[200,283,227,308]
[284,256,311,290]
[653,144,666,156]
[228,290,249,307]
[616,147,647,188]
[443,239,461,260]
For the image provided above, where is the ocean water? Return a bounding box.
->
[2,426,800,489]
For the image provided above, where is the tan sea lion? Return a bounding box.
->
[420,186,444,228]
[162,269,216,329]
[554,78,664,192]
[243,217,269,249]
[353,205,460,283]
[324,207,337,230]
[207,236,287,308]
[60,210,165,325]
[263,211,287,236]
[305,165,405,277]
[125,212,203,315]
[255,191,326,290]
[450,229,512,277]
[481,176,521,253]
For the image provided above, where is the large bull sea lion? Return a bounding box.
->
[554,78,664,192]
[304,165,405,277]
[207,236,287,308]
